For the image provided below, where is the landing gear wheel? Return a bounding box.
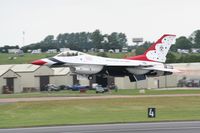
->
[88,76,93,80]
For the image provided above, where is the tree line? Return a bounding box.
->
[21,29,127,52]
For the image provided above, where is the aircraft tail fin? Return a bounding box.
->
[126,34,176,63]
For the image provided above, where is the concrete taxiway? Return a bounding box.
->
[0,121,200,133]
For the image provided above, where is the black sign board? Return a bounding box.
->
[148,108,156,118]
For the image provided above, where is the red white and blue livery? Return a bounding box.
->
[32,34,178,82]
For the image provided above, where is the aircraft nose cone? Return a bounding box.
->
[31,60,47,65]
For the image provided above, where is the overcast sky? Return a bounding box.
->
[0,0,200,47]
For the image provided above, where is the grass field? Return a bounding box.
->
[0,52,134,64]
[0,53,56,64]
[1,89,200,98]
[0,96,200,128]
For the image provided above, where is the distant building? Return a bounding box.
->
[98,49,104,53]
[8,49,20,54]
[27,49,32,53]
[0,64,73,93]
[31,49,42,54]
[88,48,95,52]
[0,65,21,93]
[191,48,200,53]
[83,49,87,52]
[51,67,73,86]
[60,48,70,52]
[177,49,189,54]
[47,49,57,53]
[122,47,128,53]
[115,49,120,53]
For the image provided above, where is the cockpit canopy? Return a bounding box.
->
[56,50,84,57]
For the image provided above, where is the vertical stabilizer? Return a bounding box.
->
[126,34,176,62]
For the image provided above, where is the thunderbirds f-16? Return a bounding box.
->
[32,34,178,82]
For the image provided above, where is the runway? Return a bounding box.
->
[1,121,200,133]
